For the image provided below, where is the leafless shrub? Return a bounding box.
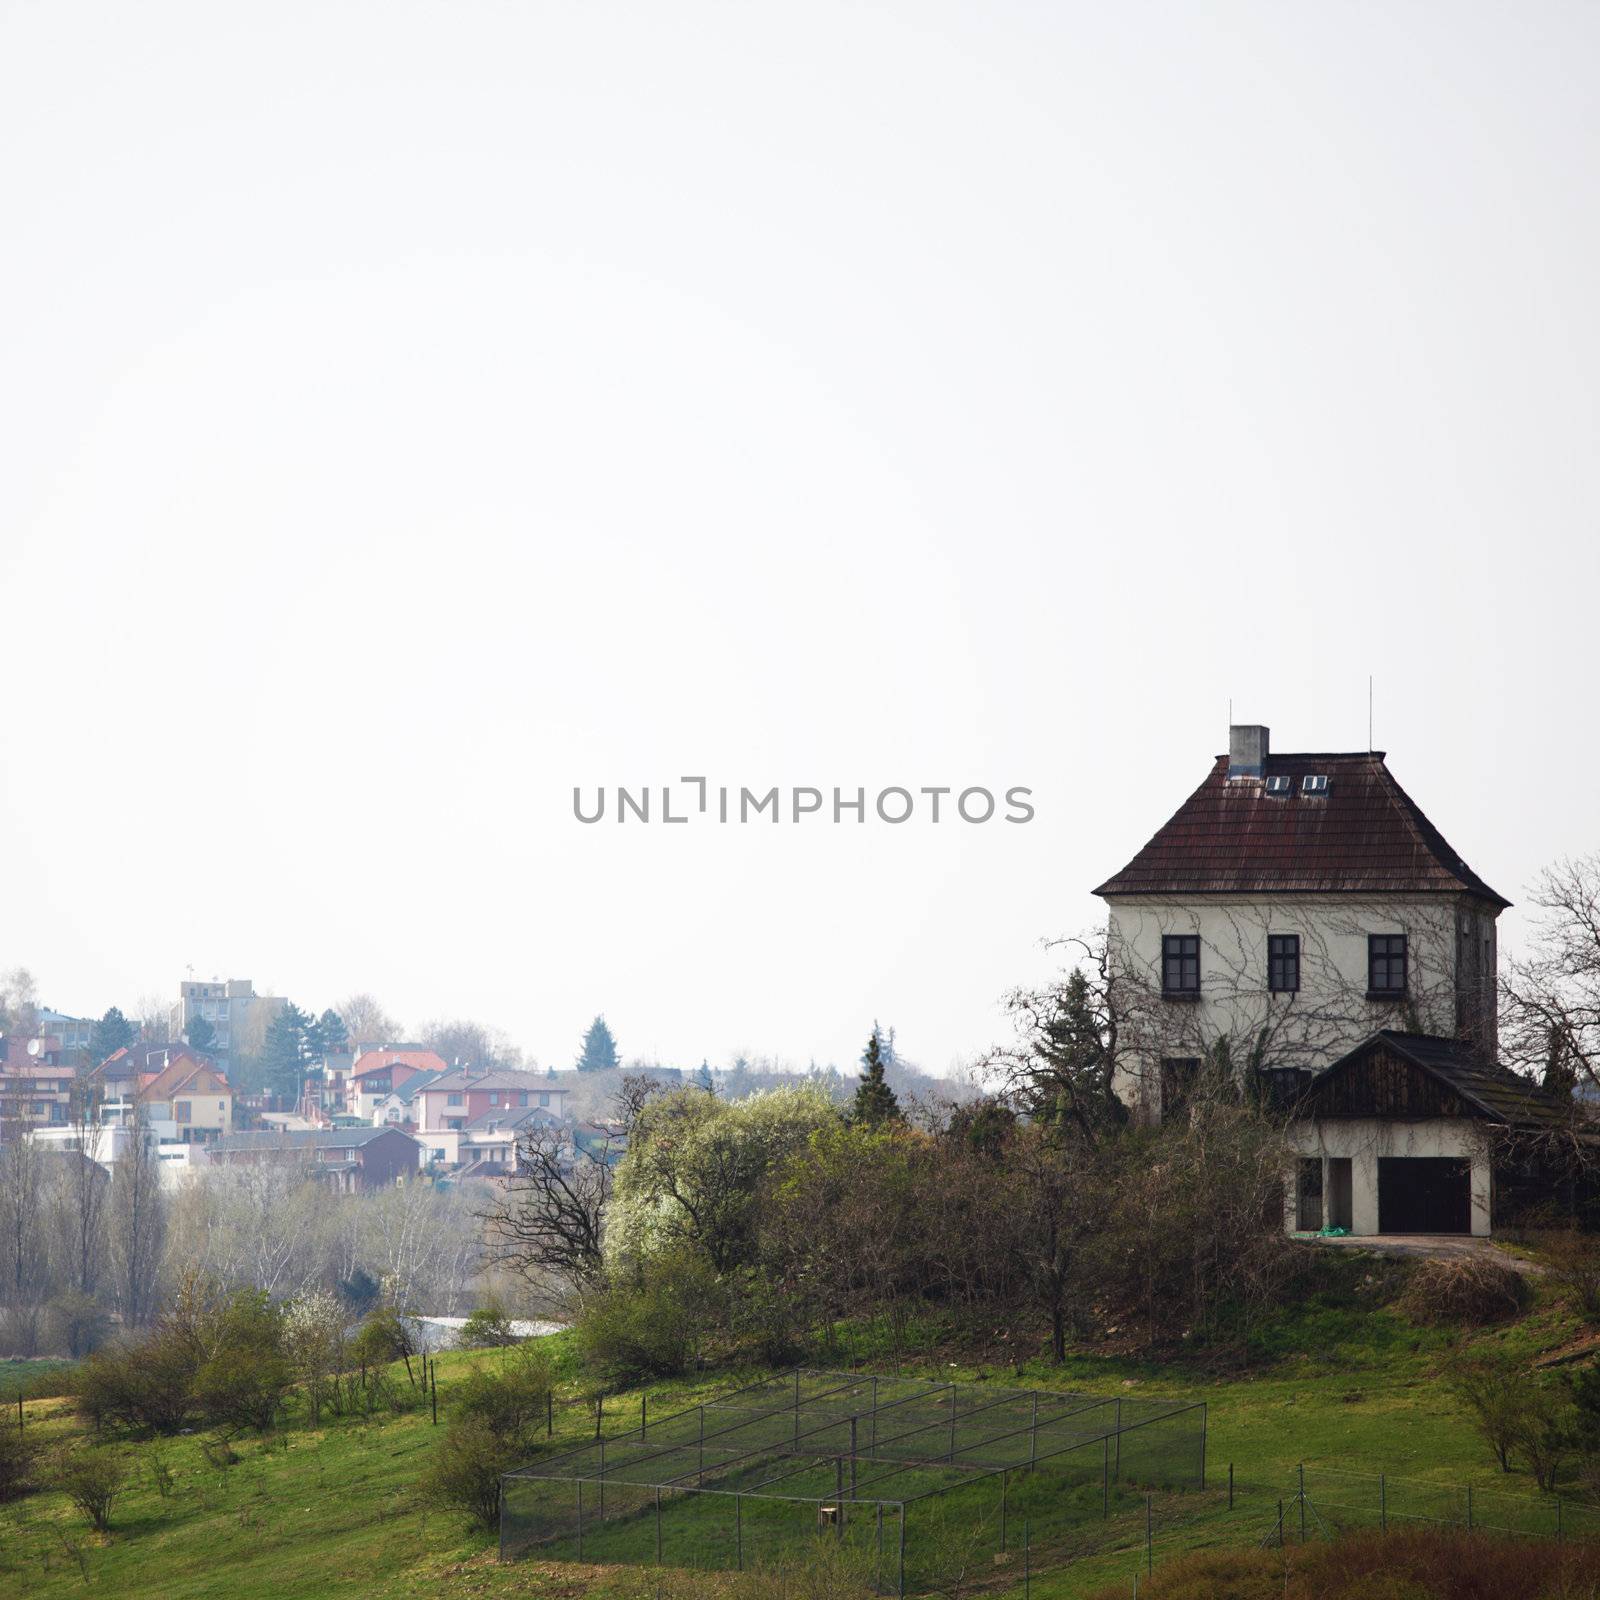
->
[1397,1256,1529,1326]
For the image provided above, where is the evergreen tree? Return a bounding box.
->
[304,1008,349,1061]
[695,1059,715,1093]
[852,1025,902,1126]
[576,1015,620,1073]
[90,1006,135,1063]
[185,1013,216,1053]
[1543,1025,1577,1100]
[261,1003,312,1100]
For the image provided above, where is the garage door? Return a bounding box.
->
[1377,1157,1471,1234]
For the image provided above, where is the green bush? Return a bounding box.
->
[55,1445,127,1531]
[419,1415,511,1530]
[193,1349,293,1433]
[452,1347,552,1447]
[350,1306,418,1384]
[48,1292,111,1359]
[457,1302,517,1348]
[73,1331,198,1436]
[0,1420,42,1502]
[573,1253,724,1385]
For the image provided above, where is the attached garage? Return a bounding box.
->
[1377,1156,1471,1235]
[1286,1030,1571,1239]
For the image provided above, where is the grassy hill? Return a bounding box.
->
[0,1248,1593,1599]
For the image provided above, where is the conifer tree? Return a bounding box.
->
[852,1024,902,1126]
[576,1015,620,1073]
[90,1006,135,1063]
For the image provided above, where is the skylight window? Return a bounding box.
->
[1264,775,1292,796]
[1302,774,1329,795]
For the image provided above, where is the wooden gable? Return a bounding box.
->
[1301,1042,1477,1120]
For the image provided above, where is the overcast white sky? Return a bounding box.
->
[3,2,1597,1074]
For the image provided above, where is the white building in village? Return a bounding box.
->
[1095,725,1568,1238]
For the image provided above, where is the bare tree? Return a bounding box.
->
[0,966,39,1038]
[336,993,400,1046]
[133,991,173,1044]
[63,1084,107,1296]
[0,1133,45,1308]
[1503,855,1600,1090]
[482,1122,617,1294]
[109,1093,166,1326]
[419,1017,521,1069]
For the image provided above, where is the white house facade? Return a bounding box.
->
[1095,725,1560,1238]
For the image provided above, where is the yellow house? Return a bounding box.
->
[143,1056,233,1144]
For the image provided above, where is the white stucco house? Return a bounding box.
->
[1095,724,1570,1238]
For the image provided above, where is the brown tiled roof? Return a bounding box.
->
[1094,752,1509,907]
[1313,1031,1571,1128]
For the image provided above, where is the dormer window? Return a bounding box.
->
[1162,935,1200,996]
[1301,774,1329,796]
[1264,775,1292,796]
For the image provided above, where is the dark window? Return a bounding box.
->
[1160,1057,1201,1118]
[1368,934,1408,996]
[1296,1159,1323,1232]
[1162,935,1200,995]
[1268,934,1300,993]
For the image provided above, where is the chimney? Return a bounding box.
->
[1228,724,1270,781]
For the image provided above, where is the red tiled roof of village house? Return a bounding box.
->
[350,1048,448,1081]
[1093,751,1510,907]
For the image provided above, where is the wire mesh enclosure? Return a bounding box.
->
[500,1367,1207,1594]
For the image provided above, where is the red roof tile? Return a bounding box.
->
[1094,752,1509,907]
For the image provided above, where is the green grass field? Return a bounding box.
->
[0,1247,1592,1599]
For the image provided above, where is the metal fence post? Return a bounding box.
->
[1467,1484,1473,1531]
[851,1415,858,1497]
[1115,1398,1123,1480]
[1276,1499,1284,1548]
[547,1390,553,1437]
[1001,1469,1008,1552]
[576,1479,583,1560]
[1103,1435,1110,1517]
[1146,1493,1153,1574]
[899,1505,907,1599]
[1228,1462,1234,1512]
[699,1406,705,1484]
[655,1487,662,1562]
[1298,1464,1306,1543]
[1380,1475,1387,1534]
[736,1493,743,1568]
[1030,1391,1039,1467]
[642,1393,648,1440]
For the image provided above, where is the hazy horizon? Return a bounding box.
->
[4,3,1596,1074]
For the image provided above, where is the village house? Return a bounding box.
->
[141,1056,233,1144]
[208,1125,422,1191]
[348,1045,450,1123]
[1096,724,1569,1238]
[369,1069,444,1130]
[414,1069,570,1162]
[0,1038,76,1134]
[420,1103,565,1173]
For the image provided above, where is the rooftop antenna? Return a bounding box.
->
[1368,676,1373,753]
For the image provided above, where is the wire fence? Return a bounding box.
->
[500,1366,1207,1596]
[1088,1462,1600,1598]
